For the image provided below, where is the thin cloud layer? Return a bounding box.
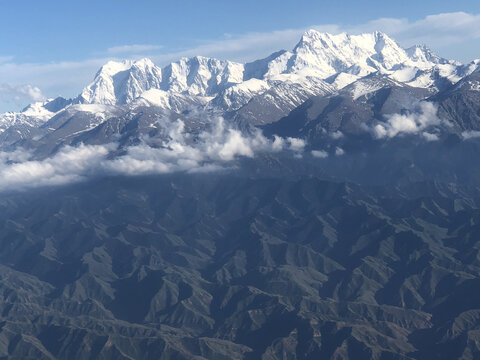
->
[107,44,164,55]
[0,118,303,192]
[359,12,480,50]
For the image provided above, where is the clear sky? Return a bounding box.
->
[1,0,480,112]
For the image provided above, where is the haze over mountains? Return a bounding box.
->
[1,30,480,359]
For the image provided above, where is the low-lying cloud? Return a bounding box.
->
[373,102,441,139]
[0,144,112,190]
[0,117,305,192]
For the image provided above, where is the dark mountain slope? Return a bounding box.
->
[434,72,480,131]
[0,175,480,359]
[262,75,433,143]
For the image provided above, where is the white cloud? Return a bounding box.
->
[330,130,344,140]
[422,132,439,141]
[0,58,109,111]
[462,130,480,139]
[358,12,480,49]
[272,135,285,152]
[0,144,112,190]
[311,150,328,158]
[373,102,441,139]
[287,137,306,152]
[335,147,345,156]
[107,44,164,55]
[0,84,46,105]
[147,12,480,64]
[0,118,305,192]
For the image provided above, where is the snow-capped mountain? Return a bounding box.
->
[79,58,163,105]
[74,30,479,112]
[79,56,245,106]
[70,30,480,112]
[1,29,480,152]
[0,99,58,133]
[274,31,412,78]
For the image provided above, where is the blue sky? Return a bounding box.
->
[1,0,480,112]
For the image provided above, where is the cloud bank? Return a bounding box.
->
[0,118,303,192]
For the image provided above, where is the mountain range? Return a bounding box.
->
[1,29,480,157]
[1,30,480,360]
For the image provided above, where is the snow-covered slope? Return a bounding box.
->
[161,56,244,96]
[286,31,409,77]
[79,56,245,106]
[0,99,59,133]
[79,58,163,105]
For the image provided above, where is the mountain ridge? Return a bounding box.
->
[0,29,479,160]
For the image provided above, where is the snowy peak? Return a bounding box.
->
[79,58,163,105]
[244,50,289,80]
[406,44,450,66]
[94,59,134,77]
[160,56,244,96]
[9,28,473,131]
[76,30,461,108]
[370,31,411,68]
[80,56,246,106]
[286,30,410,78]
[117,58,163,103]
[0,98,61,132]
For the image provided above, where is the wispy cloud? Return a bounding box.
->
[0,58,110,112]
[349,12,480,50]
[0,84,46,106]
[147,12,480,64]
[107,44,164,55]
[151,27,335,64]
[0,56,14,64]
